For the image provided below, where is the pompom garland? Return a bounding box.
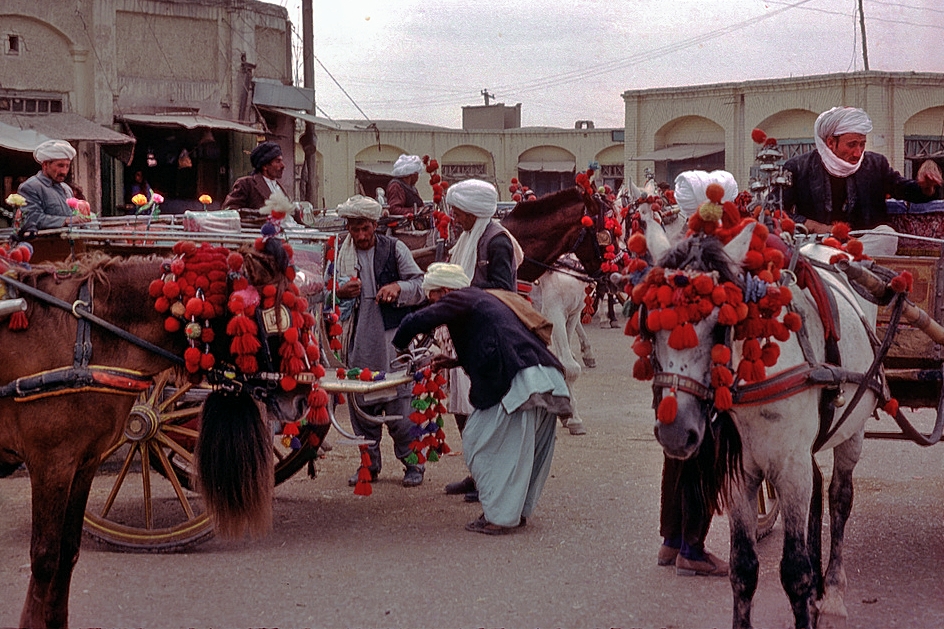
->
[405,367,451,467]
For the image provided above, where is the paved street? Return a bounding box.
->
[2,322,944,628]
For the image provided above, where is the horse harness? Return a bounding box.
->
[0,273,292,403]
[646,254,915,453]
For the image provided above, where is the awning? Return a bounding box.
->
[0,112,133,148]
[517,160,575,173]
[355,162,395,176]
[0,120,52,152]
[628,143,725,161]
[119,113,260,134]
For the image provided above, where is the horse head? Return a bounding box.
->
[643,225,755,460]
[502,186,620,283]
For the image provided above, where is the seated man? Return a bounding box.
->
[222,142,290,211]
[385,154,426,216]
[784,106,942,253]
[18,140,92,232]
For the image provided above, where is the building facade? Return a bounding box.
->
[0,0,301,215]
[622,71,944,190]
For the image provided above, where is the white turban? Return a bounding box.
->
[33,140,76,163]
[673,170,738,217]
[814,107,873,178]
[391,154,423,177]
[445,179,498,218]
[422,262,471,295]
[337,194,382,221]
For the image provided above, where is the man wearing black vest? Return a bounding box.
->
[333,195,427,487]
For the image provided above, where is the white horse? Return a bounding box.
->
[639,221,880,629]
[531,255,596,435]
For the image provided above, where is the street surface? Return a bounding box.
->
[2,322,944,628]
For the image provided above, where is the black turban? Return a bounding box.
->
[250,142,282,172]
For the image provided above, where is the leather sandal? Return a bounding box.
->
[464,514,515,536]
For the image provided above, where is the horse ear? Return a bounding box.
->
[641,202,672,263]
[723,222,756,265]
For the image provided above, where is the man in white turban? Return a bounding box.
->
[783,106,941,247]
[440,179,528,500]
[330,195,427,487]
[18,139,90,232]
[386,154,426,216]
[394,266,571,535]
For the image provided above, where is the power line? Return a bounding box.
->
[313,56,373,122]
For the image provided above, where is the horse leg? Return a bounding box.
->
[574,321,596,368]
[728,476,762,629]
[817,433,863,619]
[20,462,80,628]
[778,472,816,629]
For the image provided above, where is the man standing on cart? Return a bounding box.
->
[333,195,428,487]
[784,106,941,253]
[18,140,92,232]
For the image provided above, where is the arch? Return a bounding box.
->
[440,144,494,183]
[654,115,724,147]
[903,106,944,178]
[595,145,625,191]
[354,143,406,172]
[517,146,576,196]
[755,109,818,141]
[0,14,76,92]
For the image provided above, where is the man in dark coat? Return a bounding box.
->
[222,141,290,210]
[394,263,571,534]
[784,107,941,234]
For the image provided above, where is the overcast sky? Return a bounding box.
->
[272,0,943,129]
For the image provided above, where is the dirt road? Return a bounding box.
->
[2,322,944,628]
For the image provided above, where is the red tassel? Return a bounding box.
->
[8,310,28,331]
[657,393,677,424]
[633,357,654,381]
[883,398,899,417]
[714,386,733,411]
[353,445,373,496]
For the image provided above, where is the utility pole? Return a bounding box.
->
[858,0,870,71]
[300,0,319,206]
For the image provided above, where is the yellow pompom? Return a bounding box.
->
[698,202,723,223]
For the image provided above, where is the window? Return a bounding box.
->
[6,35,19,56]
[441,163,487,181]
[0,96,63,114]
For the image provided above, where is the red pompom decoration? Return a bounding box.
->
[831,222,851,241]
[657,394,678,424]
[783,311,802,332]
[580,215,594,228]
[705,183,725,204]
[883,398,899,417]
[751,128,767,144]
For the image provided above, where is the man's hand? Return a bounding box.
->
[376,282,401,305]
[917,160,943,197]
[67,214,92,226]
[336,277,362,299]
[802,218,832,234]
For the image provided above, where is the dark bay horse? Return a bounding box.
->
[0,242,314,628]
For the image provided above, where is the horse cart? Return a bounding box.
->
[0,212,433,554]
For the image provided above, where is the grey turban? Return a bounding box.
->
[33,140,76,163]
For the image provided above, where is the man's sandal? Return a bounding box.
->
[464,514,525,535]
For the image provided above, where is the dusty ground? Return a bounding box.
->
[2,322,944,628]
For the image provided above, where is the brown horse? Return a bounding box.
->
[501,186,614,282]
[0,242,315,628]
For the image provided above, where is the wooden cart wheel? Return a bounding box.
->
[756,479,780,540]
[83,372,214,552]
[84,372,329,552]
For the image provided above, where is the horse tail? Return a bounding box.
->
[195,389,274,539]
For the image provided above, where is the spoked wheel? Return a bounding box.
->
[84,372,214,552]
[756,479,780,540]
[84,372,329,552]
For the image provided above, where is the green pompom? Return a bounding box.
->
[404,452,419,465]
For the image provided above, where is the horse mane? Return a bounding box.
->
[658,234,743,288]
[506,186,584,220]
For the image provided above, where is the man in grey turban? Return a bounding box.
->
[784,106,941,235]
[222,141,290,212]
[385,154,426,216]
[331,194,427,487]
[18,139,90,232]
